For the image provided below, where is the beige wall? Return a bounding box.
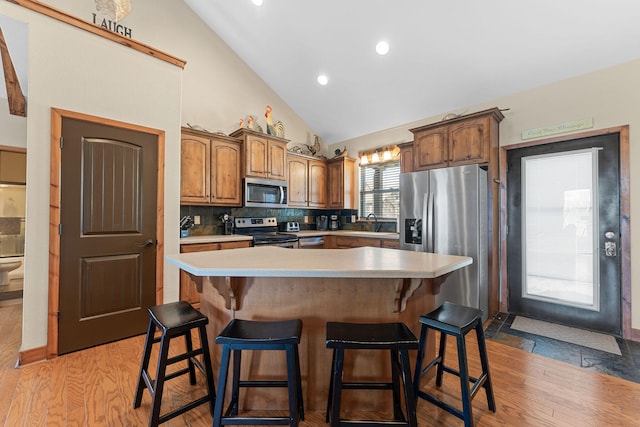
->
[0,101,27,148]
[331,59,640,332]
[0,0,318,353]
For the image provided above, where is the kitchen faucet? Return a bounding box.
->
[366,212,382,232]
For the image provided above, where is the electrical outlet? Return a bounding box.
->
[304,216,310,224]
[351,215,357,223]
[194,215,201,225]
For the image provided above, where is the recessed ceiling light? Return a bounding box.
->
[317,74,329,86]
[376,41,390,56]
[251,0,263,6]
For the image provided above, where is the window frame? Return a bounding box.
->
[359,159,400,219]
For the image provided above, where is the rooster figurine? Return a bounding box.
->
[247,115,263,133]
[265,105,285,138]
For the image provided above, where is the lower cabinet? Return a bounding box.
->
[324,235,399,249]
[179,240,252,306]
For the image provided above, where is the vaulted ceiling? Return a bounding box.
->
[188,1,640,144]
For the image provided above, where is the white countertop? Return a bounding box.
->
[180,230,398,244]
[166,246,471,279]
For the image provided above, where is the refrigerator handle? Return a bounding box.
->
[425,193,434,252]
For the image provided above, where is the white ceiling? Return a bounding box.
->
[185,0,640,145]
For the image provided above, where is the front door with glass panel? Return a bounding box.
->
[506,133,621,335]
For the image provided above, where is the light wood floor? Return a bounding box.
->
[1,303,639,426]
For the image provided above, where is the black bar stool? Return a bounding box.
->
[213,318,304,427]
[133,301,216,427]
[325,321,419,427]
[413,301,496,427]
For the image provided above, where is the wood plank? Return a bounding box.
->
[24,360,52,426]
[3,362,32,426]
[0,367,21,424]
[46,355,68,426]
[81,345,106,425]
[65,349,87,426]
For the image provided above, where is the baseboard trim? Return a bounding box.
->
[19,345,47,366]
[632,327,640,343]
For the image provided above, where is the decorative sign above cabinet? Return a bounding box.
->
[521,117,593,140]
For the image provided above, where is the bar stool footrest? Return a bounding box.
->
[157,395,213,424]
[341,382,394,390]
[432,363,487,398]
[337,420,412,427]
[416,390,464,420]
[238,380,289,388]
[219,416,294,425]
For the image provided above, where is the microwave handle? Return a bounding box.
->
[279,186,285,204]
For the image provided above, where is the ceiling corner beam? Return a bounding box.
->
[8,0,186,69]
[0,25,26,117]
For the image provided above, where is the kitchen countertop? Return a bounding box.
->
[166,245,471,279]
[180,230,398,244]
[171,245,470,411]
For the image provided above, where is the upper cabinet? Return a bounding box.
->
[398,142,414,174]
[327,156,356,209]
[287,153,328,208]
[0,150,26,184]
[180,128,242,206]
[230,128,287,181]
[407,108,504,172]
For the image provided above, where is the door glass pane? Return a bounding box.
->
[521,149,599,310]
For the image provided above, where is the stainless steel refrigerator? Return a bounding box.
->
[400,164,488,321]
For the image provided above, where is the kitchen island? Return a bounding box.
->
[166,246,472,412]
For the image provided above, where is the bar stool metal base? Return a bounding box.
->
[213,318,304,427]
[414,301,496,427]
[133,301,216,427]
[325,322,419,427]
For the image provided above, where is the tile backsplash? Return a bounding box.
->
[178,206,396,236]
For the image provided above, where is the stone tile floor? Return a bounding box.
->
[485,313,640,384]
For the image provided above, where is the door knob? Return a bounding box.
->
[139,239,154,248]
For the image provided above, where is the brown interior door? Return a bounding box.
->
[58,118,158,354]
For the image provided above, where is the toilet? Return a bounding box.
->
[0,257,22,286]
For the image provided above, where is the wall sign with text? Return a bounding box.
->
[91,0,133,38]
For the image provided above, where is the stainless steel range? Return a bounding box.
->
[234,217,299,248]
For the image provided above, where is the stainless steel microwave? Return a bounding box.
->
[243,177,288,208]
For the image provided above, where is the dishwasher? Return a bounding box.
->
[297,236,325,249]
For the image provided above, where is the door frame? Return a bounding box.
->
[500,125,631,339]
[48,108,165,358]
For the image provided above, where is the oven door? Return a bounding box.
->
[254,240,299,249]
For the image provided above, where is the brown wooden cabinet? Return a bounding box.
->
[324,235,399,249]
[408,108,504,172]
[286,153,328,208]
[327,156,356,209]
[381,239,400,249]
[398,142,414,174]
[0,149,26,184]
[179,240,252,305]
[230,128,287,181]
[180,128,242,206]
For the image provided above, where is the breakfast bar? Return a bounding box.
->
[166,246,472,412]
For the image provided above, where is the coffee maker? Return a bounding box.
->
[329,214,341,230]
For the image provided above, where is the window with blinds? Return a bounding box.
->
[359,160,400,219]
